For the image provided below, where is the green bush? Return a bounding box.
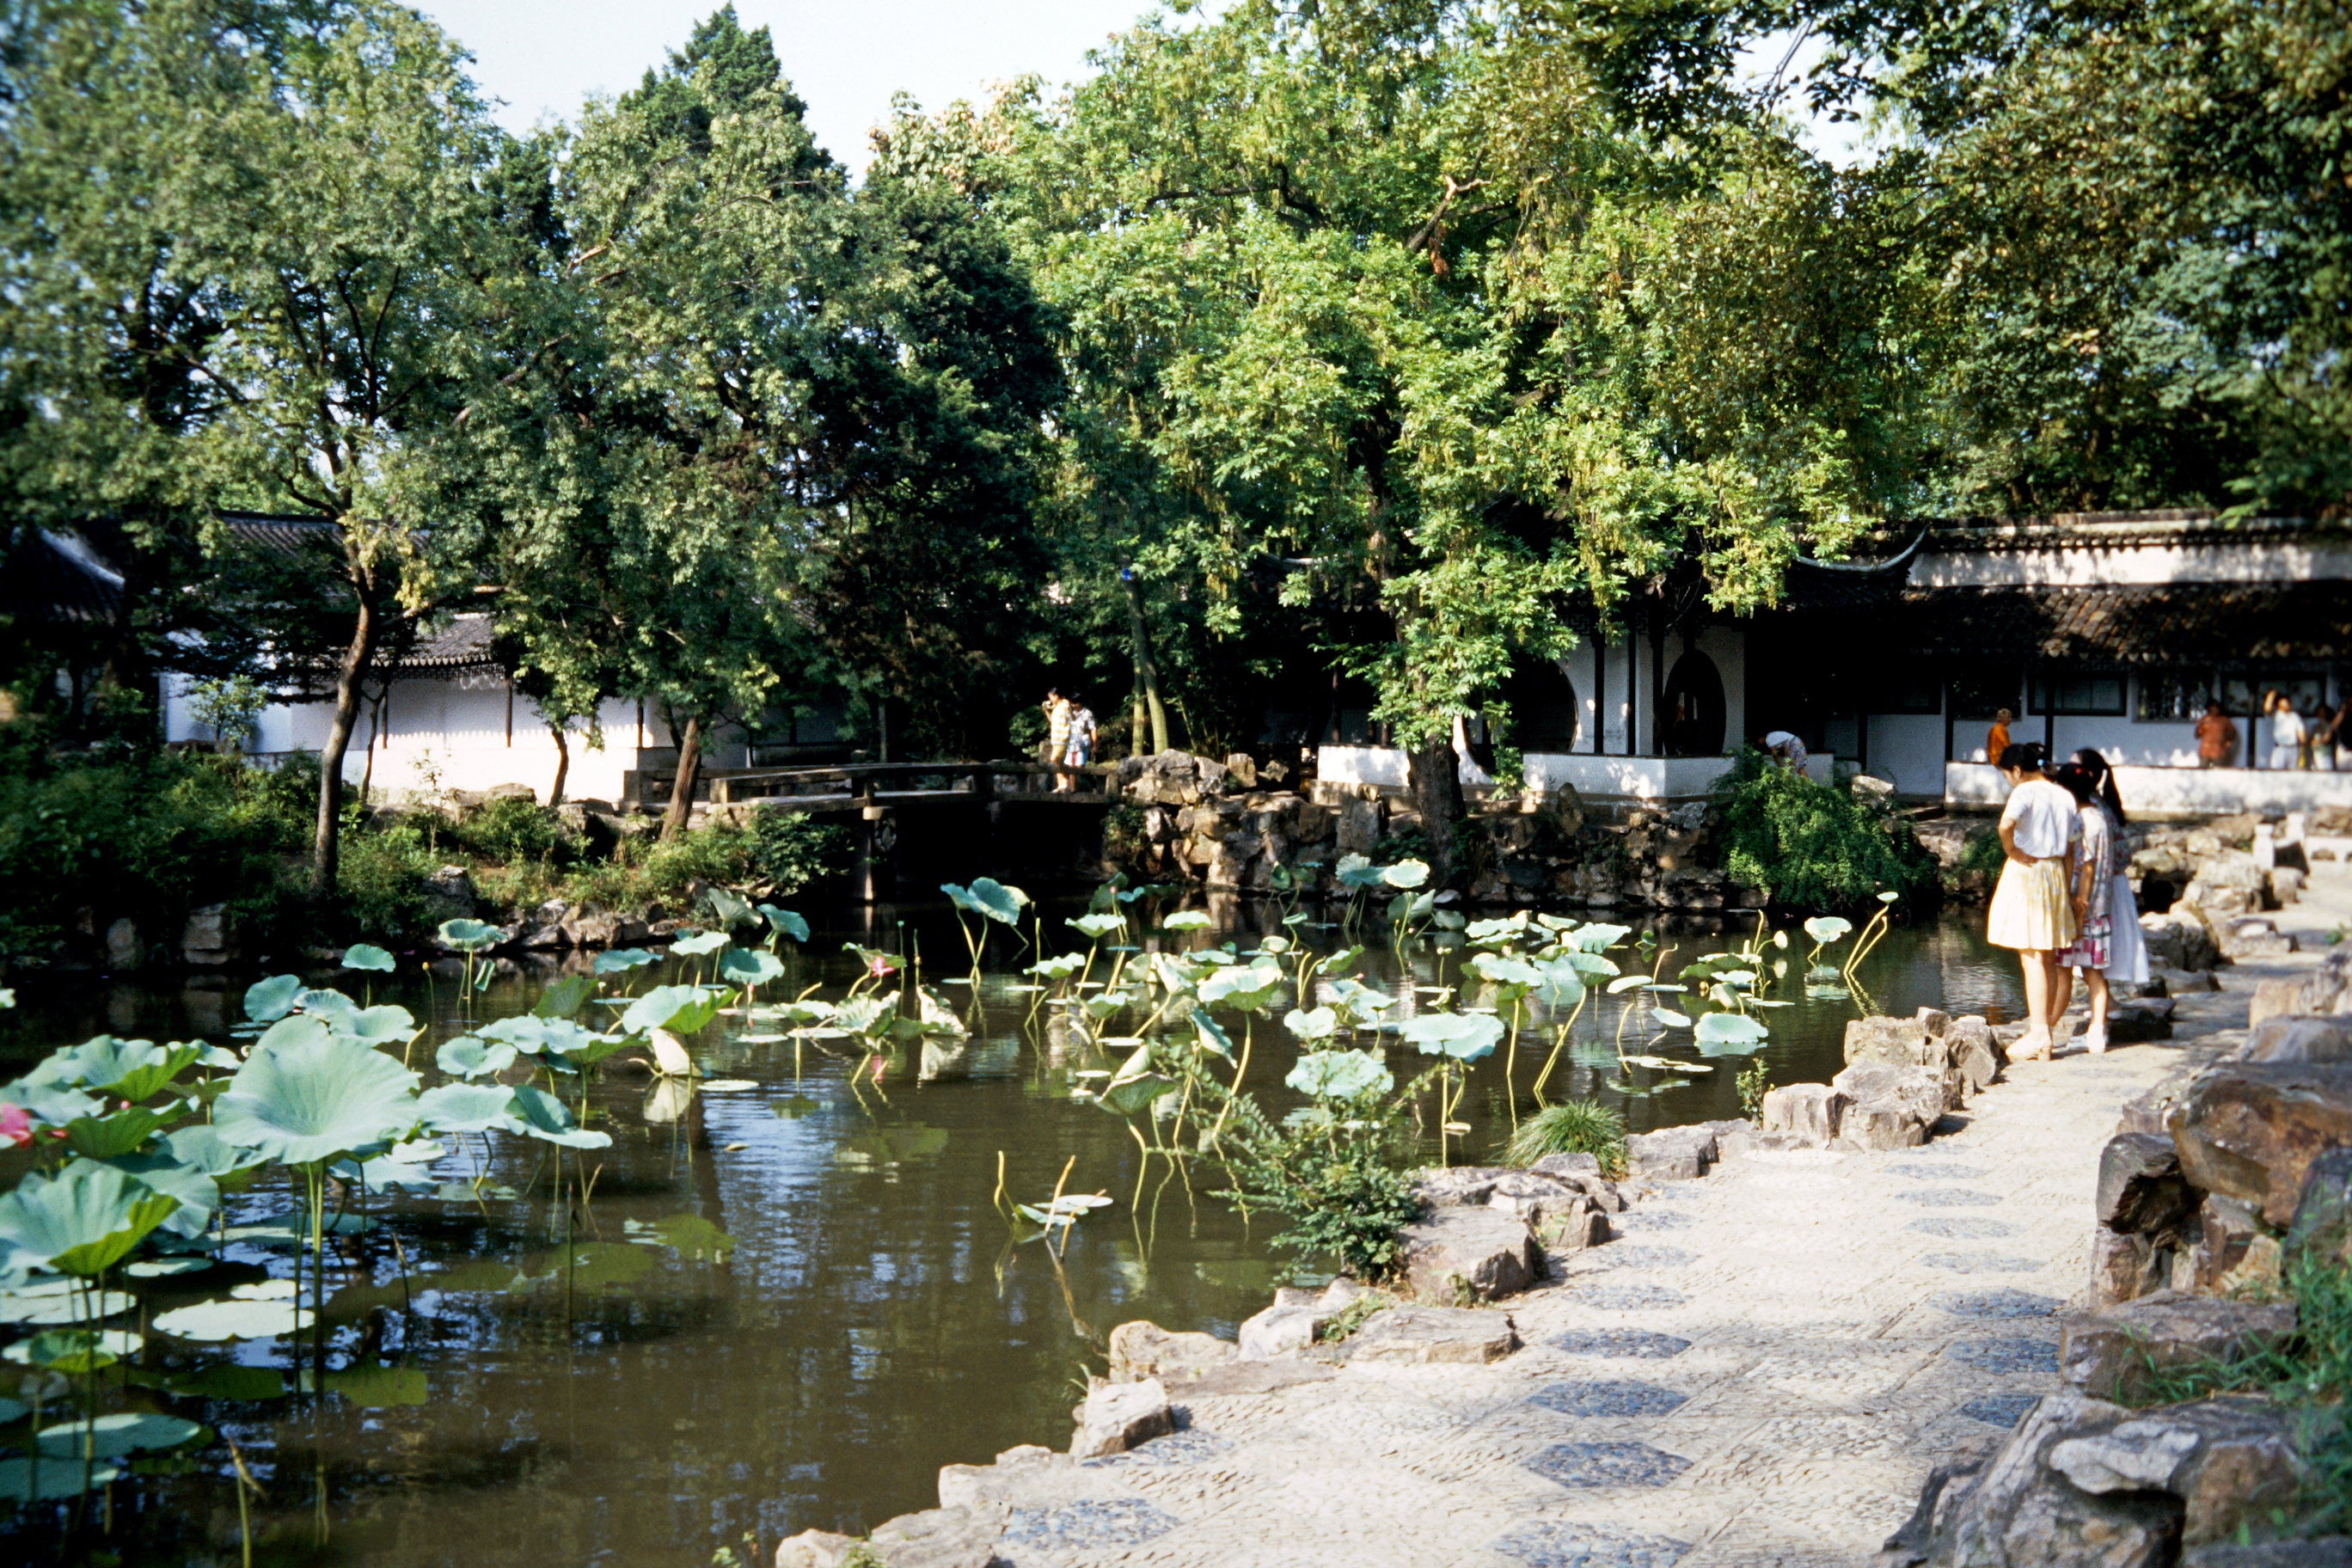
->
[0,745,312,963]
[449,795,572,866]
[1504,1099,1628,1178]
[634,823,756,904]
[746,811,848,894]
[336,818,438,939]
[1708,748,1936,913]
[1217,1078,1432,1278]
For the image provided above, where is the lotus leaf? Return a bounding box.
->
[244,974,303,1023]
[126,1257,213,1277]
[530,973,595,1022]
[0,1287,134,1324]
[0,1161,181,1275]
[1559,951,1621,980]
[1381,858,1431,889]
[1019,1193,1112,1227]
[325,1364,428,1407]
[1529,962,1586,1008]
[1067,913,1124,940]
[342,943,396,972]
[49,1037,199,1101]
[1283,1006,1338,1041]
[1285,1050,1393,1099]
[705,884,756,930]
[64,1106,170,1159]
[215,1034,420,1167]
[757,904,811,943]
[1651,1008,1694,1027]
[331,1005,417,1046]
[1161,910,1211,932]
[1080,990,1133,1022]
[253,1013,333,1056]
[1468,954,1542,991]
[1027,954,1085,979]
[593,948,659,974]
[965,877,1028,924]
[1197,965,1279,1008]
[619,985,723,1037]
[673,929,730,958]
[1693,1013,1771,1055]
[718,948,786,989]
[152,1295,301,1340]
[101,1152,221,1237]
[1572,922,1632,952]
[1333,854,1386,889]
[0,1457,125,1499]
[826,995,894,1038]
[0,1073,102,1127]
[1190,1009,1235,1061]
[437,1035,518,1080]
[160,1124,262,1177]
[418,1081,523,1134]
[33,1411,203,1457]
[1804,916,1853,946]
[1605,974,1655,995]
[1395,1012,1505,1062]
[508,1085,612,1148]
[437,918,502,952]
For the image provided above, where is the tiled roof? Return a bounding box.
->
[1834,583,2352,665]
[401,613,499,671]
[2,530,126,624]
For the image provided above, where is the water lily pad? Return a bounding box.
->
[697,1079,758,1092]
[0,1288,133,1324]
[508,1085,611,1148]
[0,1161,182,1276]
[0,1456,124,1499]
[341,944,396,973]
[34,1412,203,1457]
[152,1295,301,1340]
[243,974,303,1024]
[1395,1012,1505,1062]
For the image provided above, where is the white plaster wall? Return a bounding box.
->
[1320,744,1810,802]
[1916,536,2352,588]
[1946,762,2352,817]
[1864,714,1948,797]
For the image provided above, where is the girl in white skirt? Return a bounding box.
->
[2052,750,2148,1053]
[1988,742,2080,1060]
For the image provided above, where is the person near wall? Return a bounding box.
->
[2049,750,2147,1054]
[2195,700,2239,769]
[1986,708,2012,764]
[2264,689,2306,770]
[1064,698,1098,787]
[1043,688,1071,790]
[1754,730,1808,772]
[1988,741,2080,1063]
[2302,697,2337,771]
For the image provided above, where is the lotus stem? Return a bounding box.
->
[1045,1155,1075,1259]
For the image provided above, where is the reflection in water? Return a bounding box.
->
[0,900,2021,1566]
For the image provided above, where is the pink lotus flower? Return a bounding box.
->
[0,1104,32,1148]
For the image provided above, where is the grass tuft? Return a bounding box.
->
[1505,1099,1627,1179]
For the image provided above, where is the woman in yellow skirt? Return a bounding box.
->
[1987,742,2081,1060]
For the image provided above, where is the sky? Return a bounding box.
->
[413,1,1167,169]
[413,2,1871,172]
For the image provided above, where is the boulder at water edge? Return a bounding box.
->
[1397,1206,1540,1302]
[2058,1291,2297,1407]
[2168,1061,2352,1226]
[1344,1306,1518,1364]
[1070,1378,1174,1459]
[1106,1320,1237,1386]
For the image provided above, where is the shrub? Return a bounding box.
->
[1217,1074,1435,1278]
[1708,748,1936,913]
[336,818,438,939]
[449,796,571,866]
[634,823,756,904]
[1504,1099,1628,1178]
[746,811,848,894]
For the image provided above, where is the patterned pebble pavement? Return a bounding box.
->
[974,864,2350,1568]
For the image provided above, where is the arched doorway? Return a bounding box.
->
[1662,648,1725,756]
[1498,658,1581,754]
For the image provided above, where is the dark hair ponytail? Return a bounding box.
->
[2070,747,2127,822]
[1997,741,2048,773]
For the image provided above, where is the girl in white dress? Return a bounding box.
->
[2050,751,2147,1052]
[1987,742,2081,1061]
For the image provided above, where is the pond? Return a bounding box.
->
[0,893,2024,1565]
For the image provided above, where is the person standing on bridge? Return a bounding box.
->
[1044,688,1072,792]
[1064,698,1098,790]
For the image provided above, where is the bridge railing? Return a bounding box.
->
[623,758,1120,811]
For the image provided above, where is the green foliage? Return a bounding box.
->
[1736,1063,1773,1125]
[0,746,311,963]
[334,818,439,940]
[1709,749,1935,914]
[187,677,266,751]
[746,812,848,895]
[448,797,573,867]
[1946,827,2007,891]
[1504,1099,1628,1179]
[1217,1075,1432,1278]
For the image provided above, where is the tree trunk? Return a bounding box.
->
[1405,730,1463,888]
[1122,574,1170,754]
[358,682,385,807]
[313,597,378,897]
[549,720,571,807]
[660,714,701,841]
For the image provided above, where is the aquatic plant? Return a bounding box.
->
[1503,1099,1626,1178]
[942,877,1028,972]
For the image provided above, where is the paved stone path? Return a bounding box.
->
[979,863,2352,1568]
